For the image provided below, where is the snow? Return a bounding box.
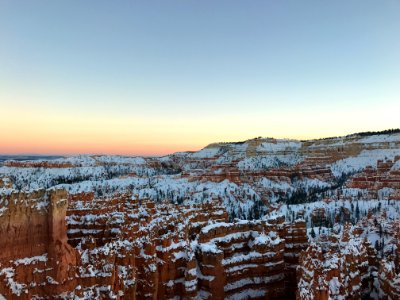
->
[359,133,400,144]
[191,147,220,158]
[391,159,400,170]
[0,206,7,216]
[259,177,291,190]
[93,155,146,165]
[199,242,222,254]
[257,140,301,152]
[198,289,211,299]
[222,251,277,266]
[14,254,47,265]
[225,288,266,300]
[224,276,282,292]
[201,222,232,234]
[331,149,400,177]
[1,132,399,224]
[0,268,27,296]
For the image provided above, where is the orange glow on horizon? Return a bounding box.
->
[1,98,399,156]
[0,142,202,157]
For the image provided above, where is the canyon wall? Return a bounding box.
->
[0,190,308,299]
[0,189,78,298]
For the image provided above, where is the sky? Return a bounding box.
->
[0,1,399,156]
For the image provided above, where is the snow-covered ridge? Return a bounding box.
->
[1,131,400,221]
[257,140,301,152]
[331,149,400,177]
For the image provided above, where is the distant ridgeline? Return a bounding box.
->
[349,128,400,136]
[0,155,64,165]
[300,128,400,142]
[207,129,400,145]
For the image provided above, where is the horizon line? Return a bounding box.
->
[1,128,399,158]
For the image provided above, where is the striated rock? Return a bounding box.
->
[347,158,400,200]
[311,208,327,227]
[297,213,400,300]
[297,225,369,300]
[0,189,78,298]
[4,161,74,168]
[196,220,286,300]
[284,219,308,298]
[0,190,309,299]
[379,260,400,300]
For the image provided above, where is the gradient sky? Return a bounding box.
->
[1,1,399,156]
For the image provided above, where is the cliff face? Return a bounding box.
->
[283,219,308,297]
[65,192,230,299]
[66,193,307,299]
[0,189,78,298]
[0,189,76,261]
[347,156,400,199]
[0,190,308,299]
[196,219,289,300]
[186,212,313,300]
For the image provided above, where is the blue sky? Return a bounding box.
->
[0,1,399,155]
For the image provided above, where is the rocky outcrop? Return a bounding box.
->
[0,177,12,189]
[183,162,242,184]
[194,216,308,300]
[196,220,286,300]
[296,224,372,300]
[378,221,400,299]
[4,161,74,168]
[284,219,308,297]
[0,189,78,298]
[379,260,400,300]
[65,192,231,299]
[347,157,400,199]
[311,208,327,227]
[296,213,400,300]
[0,190,309,299]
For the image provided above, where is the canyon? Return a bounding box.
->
[1,130,400,299]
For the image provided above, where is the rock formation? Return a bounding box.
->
[1,130,400,299]
[0,189,78,298]
[0,190,309,299]
[296,213,400,300]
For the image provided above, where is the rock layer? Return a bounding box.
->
[0,190,308,299]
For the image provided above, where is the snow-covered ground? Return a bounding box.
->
[1,131,400,222]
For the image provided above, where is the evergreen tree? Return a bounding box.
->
[355,201,360,221]
[374,240,380,252]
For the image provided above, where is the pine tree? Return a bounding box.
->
[374,240,380,251]
[355,201,360,221]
